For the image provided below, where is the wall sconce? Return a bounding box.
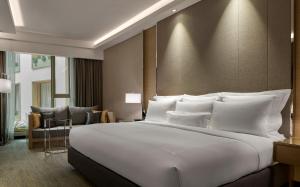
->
[125,93,141,104]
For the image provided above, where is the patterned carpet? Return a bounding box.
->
[0,139,92,187]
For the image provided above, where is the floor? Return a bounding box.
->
[0,139,92,187]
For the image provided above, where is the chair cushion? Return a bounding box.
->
[69,106,99,125]
[54,106,69,126]
[86,111,101,124]
[40,112,56,128]
[31,106,55,113]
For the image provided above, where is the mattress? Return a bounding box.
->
[69,121,274,187]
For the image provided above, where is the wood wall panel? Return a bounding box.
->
[295,0,300,137]
[143,26,157,110]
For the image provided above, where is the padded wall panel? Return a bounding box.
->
[237,0,268,91]
[156,0,292,136]
[157,0,291,93]
[267,0,291,90]
[157,0,238,95]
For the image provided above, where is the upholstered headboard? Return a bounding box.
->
[155,0,292,137]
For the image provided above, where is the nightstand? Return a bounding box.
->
[274,137,300,186]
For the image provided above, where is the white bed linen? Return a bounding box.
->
[69,121,274,187]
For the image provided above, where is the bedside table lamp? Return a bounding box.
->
[125,93,141,104]
[124,93,143,121]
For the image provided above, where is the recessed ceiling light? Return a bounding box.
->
[93,0,175,46]
[172,9,177,12]
[8,0,24,27]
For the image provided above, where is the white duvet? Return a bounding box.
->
[69,121,274,187]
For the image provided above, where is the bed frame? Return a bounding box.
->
[68,146,289,187]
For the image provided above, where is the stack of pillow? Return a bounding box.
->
[145,89,291,139]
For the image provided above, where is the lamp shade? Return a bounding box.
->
[0,78,12,93]
[125,93,141,104]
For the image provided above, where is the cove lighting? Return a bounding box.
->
[93,0,175,46]
[8,0,24,27]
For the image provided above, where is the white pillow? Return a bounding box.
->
[166,111,211,127]
[176,101,213,113]
[183,93,220,97]
[146,100,176,122]
[220,89,291,111]
[182,95,219,102]
[209,98,273,137]
[153,95,183,101]
[222,94,285,133]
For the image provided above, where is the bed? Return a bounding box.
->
[68,90,291,187]
[69,122,289,187]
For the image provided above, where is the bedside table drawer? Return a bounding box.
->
[275,145,300,165]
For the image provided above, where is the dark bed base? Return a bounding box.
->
[68,147,289,187]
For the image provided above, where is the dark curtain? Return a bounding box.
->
[0,52,6,145]
[74,58,103,109]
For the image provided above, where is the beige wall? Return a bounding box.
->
[157,0,291,95]
[103,34,143,120]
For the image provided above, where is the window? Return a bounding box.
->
[32,81,51,108]
[40,81,51,107]
[51,56,71,107]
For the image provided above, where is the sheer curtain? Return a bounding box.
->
[40,82,51,107]
[5,51,16,140]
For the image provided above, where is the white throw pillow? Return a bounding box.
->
[146,100,176,122]
[153,95,183,101]
[166,111,211,127]
[176,101,213,113]
[222,94,287,133]
[209,98,274,137]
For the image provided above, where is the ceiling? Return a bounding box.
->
[17,0,160,41]
[0,0,201,49]
[0,0,15,33]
